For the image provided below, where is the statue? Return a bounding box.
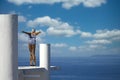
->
[22,29,41,66]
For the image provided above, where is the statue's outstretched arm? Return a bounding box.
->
[36,31,41,35]
[22,31,31,35]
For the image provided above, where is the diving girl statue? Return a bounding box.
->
[22,29,41,66]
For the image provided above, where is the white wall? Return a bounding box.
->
[0,14,18,80]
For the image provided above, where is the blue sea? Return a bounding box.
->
[18,56,120,80]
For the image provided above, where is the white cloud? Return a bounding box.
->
[27,16,80,37]
[61,0,83,9]
[18,15,27,22]
[91,29,120,44]
[80,31,92,37]
[8,0,106,9]
[79,29,120,51]
[89,45,99,49]
[69,46,77,51]
[88,44,106,50]
[27,16,61,27]
[83,0,106,8]
[52,43,68,48]
[62,0,106,9]
[68,44,106,53]
[80,29,120,40]
[111,36,120,41]
[86,39,111,44]
[81,44,106,51]
[93,29,120,39]
[47,27,80,37]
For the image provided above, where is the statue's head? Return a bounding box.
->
[32,28,36,33]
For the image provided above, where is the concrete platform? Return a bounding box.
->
[18,66,60,80]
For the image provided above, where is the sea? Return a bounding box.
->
[18,56,120,80]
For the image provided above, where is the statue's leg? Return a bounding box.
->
[32,44,36,66]
[30,54,33,66]
[29,44,33,66]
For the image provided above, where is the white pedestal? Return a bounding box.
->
[39,44,50,80]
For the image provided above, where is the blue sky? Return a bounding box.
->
[0,0,120,57]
